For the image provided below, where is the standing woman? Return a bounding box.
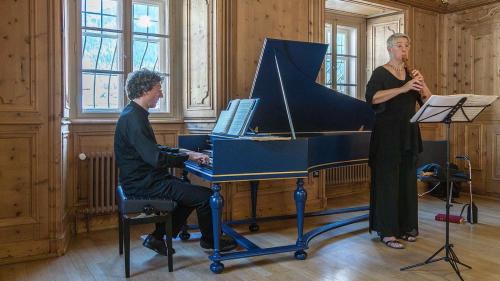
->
[365,33,432,249]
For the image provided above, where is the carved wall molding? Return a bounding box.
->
[0,131,38,228]
[455,5,500,24]
[378,0,500,13]
[183,0,217,120]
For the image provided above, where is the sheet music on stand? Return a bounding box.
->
[212,99,240,134]
[227,99,259,136]
[410,94,498,123]
[212,98,259,136]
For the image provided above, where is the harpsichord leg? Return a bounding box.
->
[249,181,260,232]
[209,183,224,273]
[294,178,308,260]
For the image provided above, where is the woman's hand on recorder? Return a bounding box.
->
[401,78,424,93]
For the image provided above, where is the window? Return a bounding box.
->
[324,12,367,100]
[69,0,172,116]
[325,23,358,98]
[336,26,358,97]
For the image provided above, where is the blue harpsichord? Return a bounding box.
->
[178,38,375,273]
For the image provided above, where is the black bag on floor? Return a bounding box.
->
[417,162,461,199]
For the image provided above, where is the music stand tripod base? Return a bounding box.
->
[401,96,480,281]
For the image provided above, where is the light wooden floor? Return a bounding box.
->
[2,193,500,281]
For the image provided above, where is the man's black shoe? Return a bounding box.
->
[200,235,237,252]
[142,234,175,256]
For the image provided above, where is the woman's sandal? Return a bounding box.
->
[381,237,405,249]
[400,234,417,242]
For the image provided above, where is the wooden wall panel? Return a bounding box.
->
[440,12,457,96]
[472,34,494,96]
[229,176,323,220]
[413,8,439,94]
[441,2,500,195]
[0,0,32,109]
[229,0,323,100]
[465,124,483,170]
[0,0,66,264]
[487,124,500,194]
[494,131,500,179]
[0,134,34,221]
[420,124,445,140]
[412,9,442,141]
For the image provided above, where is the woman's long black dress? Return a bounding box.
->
[365,66,423,238]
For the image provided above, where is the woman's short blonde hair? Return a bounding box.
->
[386,33,411,48]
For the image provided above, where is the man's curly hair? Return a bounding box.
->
[125,69,163,100]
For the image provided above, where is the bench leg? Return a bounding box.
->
[118,212,123,255]
[166,214,173,272]
[124,218,131,278]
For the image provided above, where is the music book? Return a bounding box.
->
[212,98,259,136]
[212,99,240,134]
[410,94,498,123]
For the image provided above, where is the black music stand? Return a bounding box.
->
[400,95,489,280]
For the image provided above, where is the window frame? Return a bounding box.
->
[64,0,182,120]
[324,11,366,100]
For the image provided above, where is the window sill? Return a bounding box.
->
[68,118,184,125]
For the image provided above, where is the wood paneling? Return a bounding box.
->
[0,0,66,264]
[412,8,439,94]
[0,134,34,221]
[228,0,324,101]
[465,124,483,170]
[486,124,500,194]
[228,176,324,220]
[0,0,32,109]
[441,1,500,195]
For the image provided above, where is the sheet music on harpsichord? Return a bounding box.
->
[212,99,240,135]
[410,94,498,123]
[212,98,259,136]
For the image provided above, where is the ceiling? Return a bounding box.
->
[326,0,500,14]
[325,0,401,17]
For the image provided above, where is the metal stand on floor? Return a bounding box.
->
[401,120,470,280]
